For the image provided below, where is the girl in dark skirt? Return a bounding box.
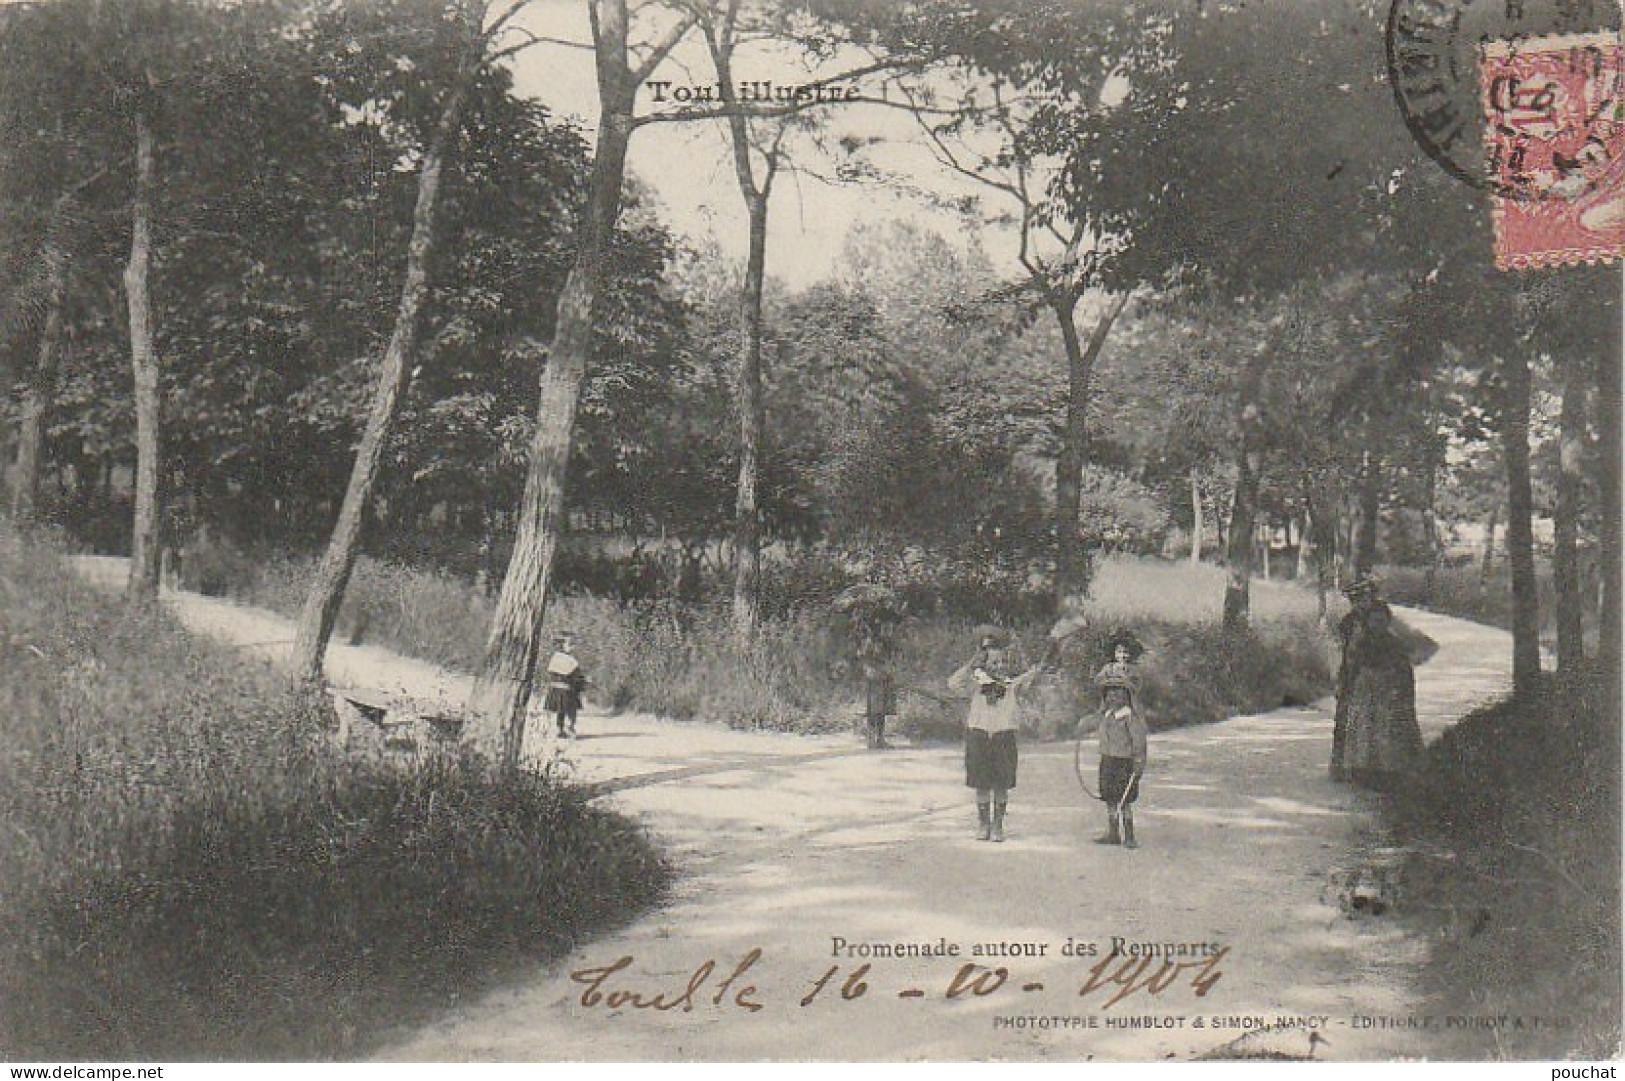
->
[543,633,587,738]
[949,630,1039,842]
[1083,635,1149,848]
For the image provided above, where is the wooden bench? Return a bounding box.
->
[327,687,466,752]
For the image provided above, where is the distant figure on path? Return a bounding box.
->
[544,633,587,739]
[1336,604,1424,791]
[949,628,1040,842]
[1082,633,1149,849]
[862,656,898,750]
[1330,576,1392,781]
[832,583,906,750]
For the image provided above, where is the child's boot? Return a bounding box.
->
[991,801,1007,843]
[1122,808,1138,849]
[976,801,991,841]
[1094,812,1121,845]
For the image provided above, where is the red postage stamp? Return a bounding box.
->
[1481,33,1625,271]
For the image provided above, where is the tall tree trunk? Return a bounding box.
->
[1480,502,1499,587]
[291,76,470,687]
[1260,519,1271,580]
[1338,492,1357,588]
[1553,357,1587,673]
[730,195,765,640]
[10,218,69,523]
[1052,290,1128,614]
[12,391,45,522]
[468,0,685,769]
[1597,335,1622,672]
[1222,442,1260,630]
[1354,443,1382,578]
[1306,478,1337,625]
[1222,339,1275,631]
[707,19,773,643]
[1502,351,1542,694]
[1189,467,1203,565]
[1293,512,1307,580]
[1421,436,1441,607]
[124,112,161,603]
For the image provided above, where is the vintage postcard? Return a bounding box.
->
[0,0,1620,1068]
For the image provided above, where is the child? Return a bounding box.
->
[862,659,898,749]
[949,629,1039,842]
[544,633,588,739]
[1082,634,1149,849]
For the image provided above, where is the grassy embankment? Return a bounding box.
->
[1378,558,1620,1057]
[1393,670,1621,1059]
[0,528,670,1060]
[182,545,1338,739]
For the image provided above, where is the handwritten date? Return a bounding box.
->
[568,946,1228,1014]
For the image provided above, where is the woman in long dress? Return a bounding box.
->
[1338,605,1424,791]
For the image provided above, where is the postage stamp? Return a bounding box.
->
[1481,32,1625,269]
[1386,0,1620,192]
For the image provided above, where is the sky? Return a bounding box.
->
[500,0,1013,288]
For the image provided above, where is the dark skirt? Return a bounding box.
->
[965,729,1018,791]
[1100,755,1141,807]
[544,685,581,716]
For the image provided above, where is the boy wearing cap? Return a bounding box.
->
[544,633,587,739]
[1082,636,1149,848]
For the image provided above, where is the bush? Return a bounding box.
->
[165,543,1339,739]
[905,617,1333,743]
[0,528,669,1060]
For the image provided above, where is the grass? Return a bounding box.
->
[178,544,1338,740]
[0,527,671,1060]
[1392,670,1621,1059]
[1086,556,1327,623]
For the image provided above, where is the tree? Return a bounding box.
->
[468,0,694,769]
[695,0,787,640]
[1554,353,1588,672]
[0,5,125,525]
[1501,346,1542,692]
[0,0,286,601]
[290,0,536,687]
[3,200,71,522]
[868,21,1164,613]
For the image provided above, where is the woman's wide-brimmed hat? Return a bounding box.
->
[971,624,1011,648]
[1104,629,1145,660]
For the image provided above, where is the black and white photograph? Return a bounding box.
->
[0,0,1621,1065]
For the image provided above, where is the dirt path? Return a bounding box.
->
[70,559,1515,1061]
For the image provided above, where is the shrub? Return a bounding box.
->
[0,528,669,1060]
[160,542,1339,739]
[930,617,1334,743]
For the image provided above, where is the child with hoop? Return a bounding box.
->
[1081,632,1149,849]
